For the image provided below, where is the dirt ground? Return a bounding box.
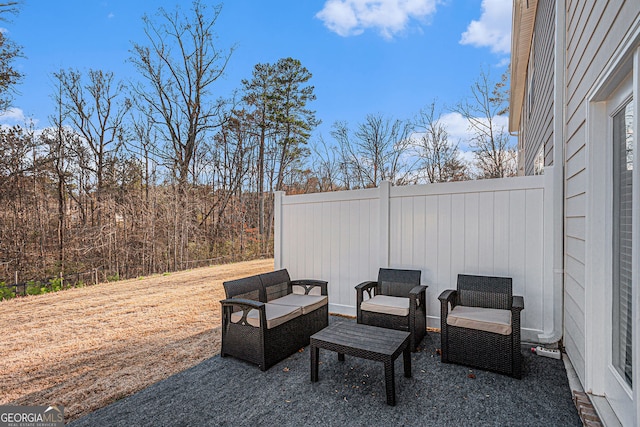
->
[0,258,274,423]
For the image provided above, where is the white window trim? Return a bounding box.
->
[633,48,640,427]
[585,46,639,427]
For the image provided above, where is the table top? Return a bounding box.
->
[310,321,410,356]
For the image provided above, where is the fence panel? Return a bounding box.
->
[276,174,553,342]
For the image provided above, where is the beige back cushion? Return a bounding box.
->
[269,294,327,315]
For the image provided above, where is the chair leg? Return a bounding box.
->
[512,347,522,379]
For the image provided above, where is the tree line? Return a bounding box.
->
[0,1,515,284]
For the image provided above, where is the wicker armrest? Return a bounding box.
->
[409,285,427,296]
[512,295,524,312]
[220,298,265,310]
[355,281,377,323]
[409,285,427,306]
[438,289,457,304]
[355,280,377,300]
[355,280,377,290]
[438,289,457,316]
[220,298,266,328]
[290,279,328,295]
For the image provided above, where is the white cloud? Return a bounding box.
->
[410,111,513,177]
[316,0,439,39]
[460,0,512,54]
[496,57,510,67]
[0,108,40,127]
[491,113,509,130]
[0,107,26,123]
[439,111,509,150]
[439,111,472,147]
[107,12,115,19]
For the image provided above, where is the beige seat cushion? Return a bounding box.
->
[447,305,512,335]
[231,303,302,329]
[270,293,328,315]
[360,295,410,317]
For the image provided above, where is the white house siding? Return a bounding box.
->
[521,0,556,175]
[563,0,638,388]
[275,176,554,343]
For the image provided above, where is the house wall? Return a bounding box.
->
[520,0,556,175]
[563,0,639,388]
[275,175,555,343]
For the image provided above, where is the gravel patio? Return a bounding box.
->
[69,316,581,427]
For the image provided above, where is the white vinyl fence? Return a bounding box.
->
[275,171,557,343]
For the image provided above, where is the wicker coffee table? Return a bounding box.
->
[310,321,411,406]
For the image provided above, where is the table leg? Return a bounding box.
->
[403,346,412,378]
[311,345,319,382]
[384,359,396,406]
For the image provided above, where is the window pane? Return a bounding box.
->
[612,101,633,387]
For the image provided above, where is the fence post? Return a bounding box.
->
[379,181,391,268]
[274,190,284,270]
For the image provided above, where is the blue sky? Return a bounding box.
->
[2,0,512,150]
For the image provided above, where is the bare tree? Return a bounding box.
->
[0,124,38,274]
[55,68,130,223]
[130,0,233,193]
[0,1,22,112]
[331,114,416,188]
[40,78,76,271]
[206,109,254,234]
[129,109,159,203]
[129,0,234,269]
[413,103,468,183]
[452,67,516,179]
[309,135,343,191]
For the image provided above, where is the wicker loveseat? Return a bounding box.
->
[438,274,524,379]
[220,269,328,371]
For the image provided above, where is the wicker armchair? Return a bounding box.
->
[438,274,524,379]
[355,268,427,352]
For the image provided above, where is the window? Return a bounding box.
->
[612,100,633,387]
[534,146,544,175]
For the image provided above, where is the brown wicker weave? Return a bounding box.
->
[438,274,524,379]
[220,269,328,371]
[355,268,427,352]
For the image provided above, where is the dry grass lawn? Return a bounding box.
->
[0,259,274,423]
